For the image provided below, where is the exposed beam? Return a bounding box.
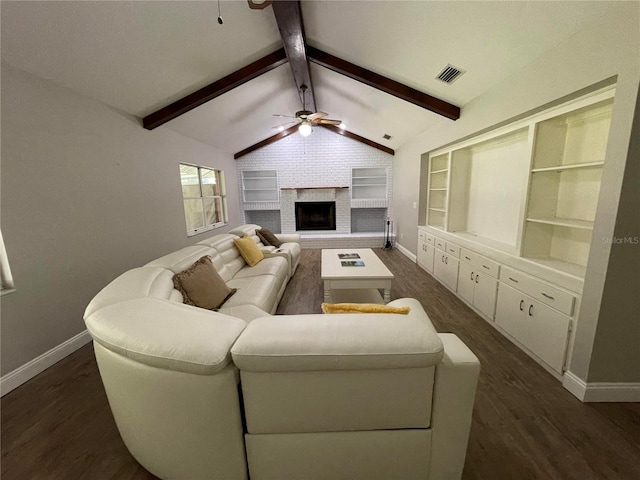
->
[307,46,460,121]
[234,125,300,159]
[271,0,316,111]
[320,125,394,156]
[143,48,288,130]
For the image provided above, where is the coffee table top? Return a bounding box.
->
[321,249,394,280]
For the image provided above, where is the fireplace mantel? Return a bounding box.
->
[281,186,349,190]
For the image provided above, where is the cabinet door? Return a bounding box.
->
[433,249,448,285]
[495,283,528,344]
[423,244,435,273]
[457,262,475,305]
[442,255,459,291]
[496,284,570,374]
[417,238,427,267]
[474,272,498,319]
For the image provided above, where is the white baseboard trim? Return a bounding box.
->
[1,330,92,397]
[396,243,416,263]
[563,371,640,402]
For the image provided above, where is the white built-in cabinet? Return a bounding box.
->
[457,249,499,319]
[417,86,614,379]
[434,239,459,291]
[417,230,435,273]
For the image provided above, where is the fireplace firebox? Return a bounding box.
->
[295,202,336,231]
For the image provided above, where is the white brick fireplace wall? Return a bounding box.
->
[236,127,393,246]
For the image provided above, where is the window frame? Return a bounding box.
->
[179,163,228,237]
[0,230,16,296]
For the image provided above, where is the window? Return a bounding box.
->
[0,230,15,294]
[180,164,228,236]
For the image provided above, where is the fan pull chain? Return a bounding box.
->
[217,0,224,24]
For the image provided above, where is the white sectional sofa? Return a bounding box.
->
[83,230,480,480]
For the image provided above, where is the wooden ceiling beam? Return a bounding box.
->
[234,125,300,159]
[320,125,394,156]
[143,48,287,130]
[271,0,316,111]
[234,124,395,159]
[307,46,460,121]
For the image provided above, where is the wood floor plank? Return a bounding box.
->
[2,247,639,479]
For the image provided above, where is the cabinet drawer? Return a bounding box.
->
[445,242,460,259]
[500,267,575,316]
[426,233,435,246]
[460,248,500,278]
[435,237,446,250]
[418,230,426,241]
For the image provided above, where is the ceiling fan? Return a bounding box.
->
[273,85,342,136]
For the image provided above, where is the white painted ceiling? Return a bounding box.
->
[1,1,625,154]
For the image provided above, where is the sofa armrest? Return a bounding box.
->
[85,298,247,375]
[275,233,300,244]
[428,333,480,480]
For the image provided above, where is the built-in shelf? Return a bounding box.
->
[351,167,387,200]
[242,170,278,202]
[531,161,604,173]
[526,217,594,230]
[429,207,446,212]
[429,188,447,191]
[430,168,449,174]
[281,186,349,190]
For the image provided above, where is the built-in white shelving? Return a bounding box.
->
[351,167,387,200]
[242,170,279,202]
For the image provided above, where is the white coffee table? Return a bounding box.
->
[321,248,394,304]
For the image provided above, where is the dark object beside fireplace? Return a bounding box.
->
[295,202,336,231]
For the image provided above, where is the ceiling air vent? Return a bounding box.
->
[435,64,466,84]
[383,134,392,140]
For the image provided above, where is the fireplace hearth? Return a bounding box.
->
[295,202,336,231]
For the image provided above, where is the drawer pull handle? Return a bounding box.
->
[465,256,471,261]
[528,304,534,316]
[482,265,490,270]
[445,257,448,265]
[509,277,519,283]
[475,274,479,284]
[471,271,475,280]
[541,293,555,300]
[519,300,524,311]
[442,255,445,262]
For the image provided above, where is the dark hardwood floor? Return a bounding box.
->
[2,248,639,479]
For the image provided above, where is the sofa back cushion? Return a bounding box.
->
[84,267,180,318]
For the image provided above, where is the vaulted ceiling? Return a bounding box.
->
[1,1,623,155]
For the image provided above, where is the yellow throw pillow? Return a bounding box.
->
[321,303,410,314]
[234,236,264,267]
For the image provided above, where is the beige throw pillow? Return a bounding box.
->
[173,256,236,310]
[233,236,264,267]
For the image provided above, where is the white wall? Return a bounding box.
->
[392,7,640,385]
[0,64,242,376]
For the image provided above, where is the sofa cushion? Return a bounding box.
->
[225,275,282,313]
[231,312,444,372]
[234,237,264,267]
[256,228,282,248]
[173,256,236,310]
[233,256,289,286]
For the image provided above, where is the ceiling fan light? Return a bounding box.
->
[299,122,312,137]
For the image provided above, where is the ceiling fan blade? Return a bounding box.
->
[308,112,328,120]
[272,120,300,129]
[316,119,342,125]
[273,114,296,118]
